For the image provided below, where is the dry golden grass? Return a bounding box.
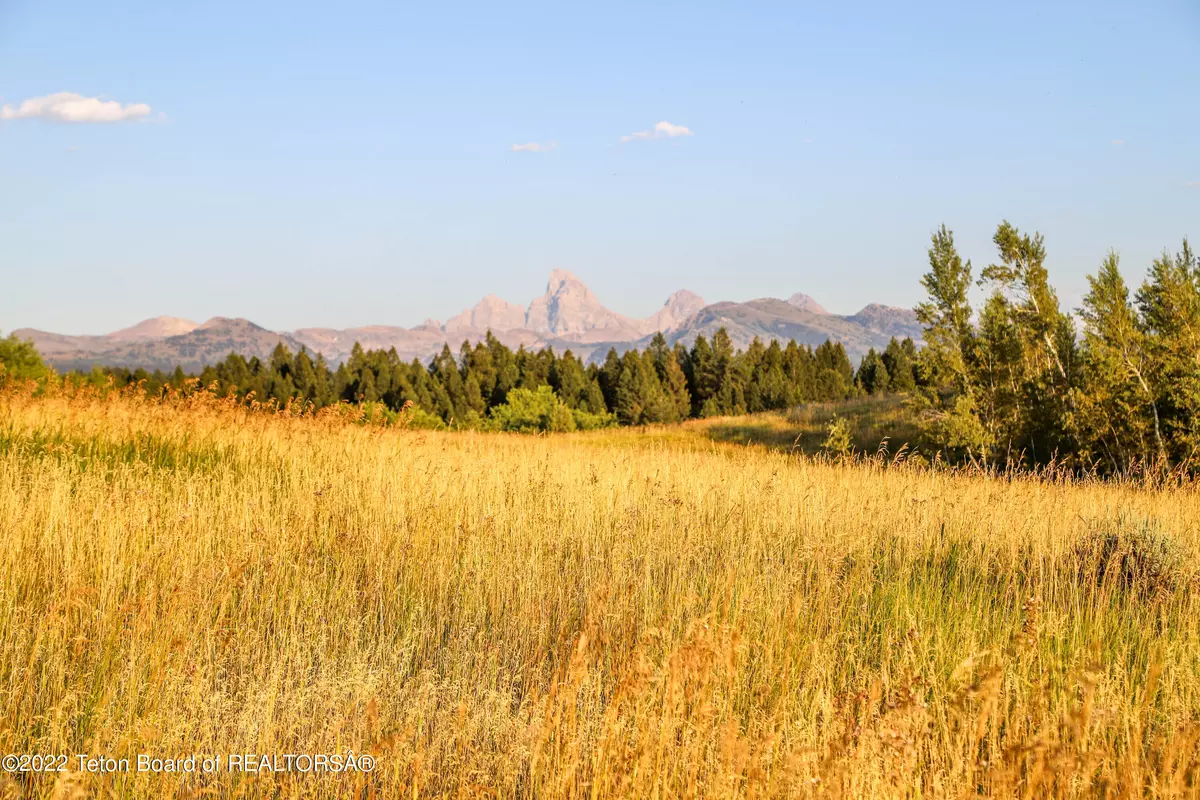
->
[1,384,1198,798]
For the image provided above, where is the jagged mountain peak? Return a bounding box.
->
[643,289,706,334]
[526,269,618,336]
[546,268,582,291]
[20,270,920,371]
[445,293,526,333]
[664,289,704,308]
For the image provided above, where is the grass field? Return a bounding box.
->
[1,385,1198,798]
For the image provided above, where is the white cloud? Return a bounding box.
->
[1187,180,1200,189]
[1112,139,1126,146]
[0,92,152,123]
[620,120,694,143]
[511,141,557,153]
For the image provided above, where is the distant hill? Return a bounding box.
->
[14,317,304,373]
[15,272,923,371]
[569,298,922,363]
[107,316,200,341]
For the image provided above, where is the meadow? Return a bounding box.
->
[1,384,1198,798]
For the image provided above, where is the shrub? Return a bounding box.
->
[822,414,853,457]
[488,386,577,433]
[403,405,448,431]
[572,408,617,431]
[0,333,51,384]
[1075,517,1194,598]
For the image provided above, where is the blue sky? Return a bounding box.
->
[2,0,1198,334]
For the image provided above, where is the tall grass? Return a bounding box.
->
[0,384,1198,797]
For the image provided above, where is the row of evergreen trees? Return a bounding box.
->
[76,330,919,429]
[12,218,1199,471]
[916,222,1200,471]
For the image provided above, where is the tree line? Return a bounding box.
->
[916,221,1200,472]
[41,330,917,432]
[9,218,1195,472]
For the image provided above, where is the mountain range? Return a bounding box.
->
[13,271,923,372]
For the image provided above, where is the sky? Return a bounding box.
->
[1,0,1198,335]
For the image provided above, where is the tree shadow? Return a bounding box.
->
[702,395,926,456]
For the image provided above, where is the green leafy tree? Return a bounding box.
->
[0,333,51,383]
[980,221,1078,462]
[1078,252,1162,468]
[488,385,576,433]
[914,225,991,461]
[1137,240,1200,467]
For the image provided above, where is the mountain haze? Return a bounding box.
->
[15,272,922,371]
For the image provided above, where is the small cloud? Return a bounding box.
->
[511,141,557,153]
[1186,181,1200,189]
[0,92,153,123]
[800,136,814,144]
[1112,139,1126,146]
[620,120,694,144]
[66,145,80,153]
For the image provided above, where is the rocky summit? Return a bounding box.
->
[14,272,922,370]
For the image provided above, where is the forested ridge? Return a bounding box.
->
[4,219,1199,472]
[32,329,916,433]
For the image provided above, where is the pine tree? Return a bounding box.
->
[614,352,648,425]
[292,348,317,404]
[639,350,678,423]
[486,332,518,406]
[463,373,486,415]
[696,329,737,416]
[581,376,607,414]
[312,353,333,406]
[855,348,890,395]
[813,341,853,400]
[743,338,767,412]
[356,368,377,404]
[782,341,814,403]
[270,343,293,380]
[647,333,690,420]
[517,346,554,389]
[598,348,623,411]
[431,344,466,417]
[881,338,917,393]
[757,339,792,409]
[549,350,587,409]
